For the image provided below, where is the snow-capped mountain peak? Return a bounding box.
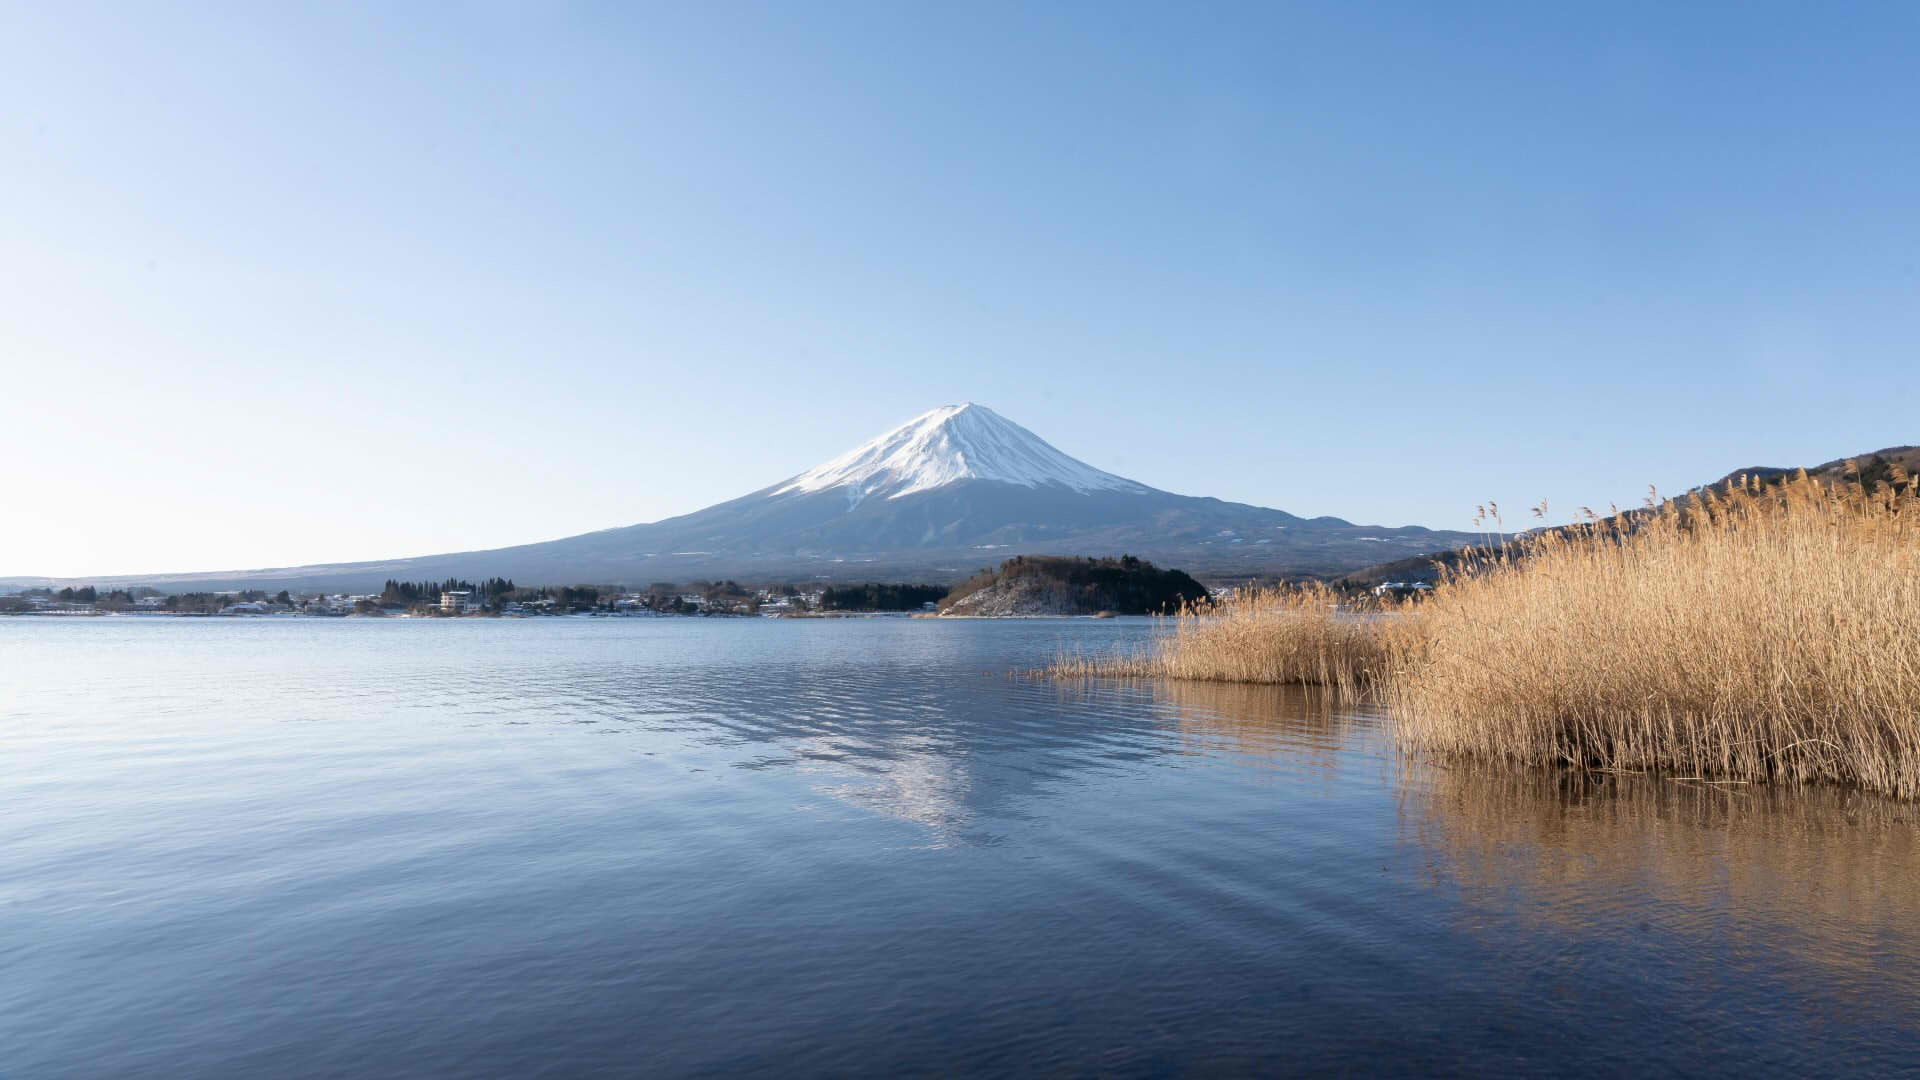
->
[772,403,1151,504]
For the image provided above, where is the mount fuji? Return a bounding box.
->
[16,404,1484,590]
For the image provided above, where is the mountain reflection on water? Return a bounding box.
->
[4,617,1918,1077]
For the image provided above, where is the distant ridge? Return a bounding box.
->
[3,404,1484,591]
[1704,445,1920,494]
[1334,442,1919,589]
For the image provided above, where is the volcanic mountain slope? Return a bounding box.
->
[7,404,1483,591]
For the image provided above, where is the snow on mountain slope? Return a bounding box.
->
[771,403,1150,506]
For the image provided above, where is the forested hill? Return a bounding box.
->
[1704,445,1919,494]
[938,555,1208,616]
[1336,443,1920,590]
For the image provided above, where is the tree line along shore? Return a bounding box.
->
[0,579,933,617]
[1,555,1211,619]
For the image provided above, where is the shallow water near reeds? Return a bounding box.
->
[4,617,1918,1077]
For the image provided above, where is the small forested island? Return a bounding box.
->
[937,555,1209,617]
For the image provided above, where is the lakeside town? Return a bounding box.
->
[1,558,1248,620]
[2,560,1424,620]
[0,580,886,618]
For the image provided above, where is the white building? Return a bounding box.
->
[440,590,475,614]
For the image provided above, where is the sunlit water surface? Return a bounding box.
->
[4,618,1918,1077]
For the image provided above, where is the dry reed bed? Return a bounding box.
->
[1052,471,1920,798]
[1396,473,1920,797]
[1049,582,1394,700]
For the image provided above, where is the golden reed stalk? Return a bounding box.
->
[1052,470,1920,797]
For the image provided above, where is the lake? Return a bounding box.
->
[4,617,1918,1077]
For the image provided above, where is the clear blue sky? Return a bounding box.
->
[6,2,1917,576]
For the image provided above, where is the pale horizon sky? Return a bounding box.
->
[6,3,1918,578]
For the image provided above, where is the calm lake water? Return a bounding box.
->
[4,617,1919,1077]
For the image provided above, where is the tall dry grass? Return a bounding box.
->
[1390,471,1920,797]
[1052,470,1920,797]
[1049,582,1396,699]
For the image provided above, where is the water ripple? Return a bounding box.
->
[2,617,1918,1077]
